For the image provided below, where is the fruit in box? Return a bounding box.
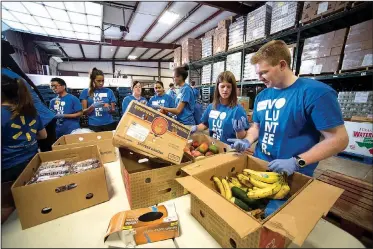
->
[205,151,214,157]
[192,141,200,149]
[208,144,219,154]
[191,150,202,157]
[197,142,209,154]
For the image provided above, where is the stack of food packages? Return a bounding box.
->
[299,28,347,75]
[202,36,213,58]
[243,53,257,80]
[301,1,350,24]
[228,16,245,50]
[270,2,301,35]
[212,61,225,83]
[213,19,230,55]
[226,52,242,81]
[342,19,373,71]
[174,47,182,67]
[288,44,296,69]
[212,169,290,220]
[186,70,201,86]
[246,4,272,43]
[184,140,220,160]
[181,38,202,65]
[27,159,100,185]
[338,91,373,119]
[201,64,212,85]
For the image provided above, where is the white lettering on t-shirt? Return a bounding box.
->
[211,111,226,141]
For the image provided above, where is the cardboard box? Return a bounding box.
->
[344,121,373,157]
[176,154,343,248]
[113,101,191,165]
[246,4,272,43]
[12,145,109,229]
[181,38,202,64]
[52,131,116,164]
[270,2,301,34]
[213,28,228,55]
[104,203,180,247]
[237,97,251,114]
[205,29,215,38]
[174,47,182,67]
[119,147,193,209]
[301,1,349,24]
[218,19,232,29]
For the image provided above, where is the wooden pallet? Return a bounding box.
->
[335,151,373,165]
[299,71,338,77]
[317,170,373,238]
[340,66,373,74]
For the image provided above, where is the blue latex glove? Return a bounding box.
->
[227,138,251,152]
[268,157,299,176]
[232,116,247,133]
[152,103,161,109]
[55,113,64,118]
[190,125,197,134]
[92,102,104,108]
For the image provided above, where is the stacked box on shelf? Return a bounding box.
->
[270,2,301,35]
[201,64,212,85]
[342,19,373,71]
[288,43,296,69]
[228,16,245,50]
[174,47,182,68]
[299,28,347,75]
[213,19,230,55]
[301,2,350,24]
[212,61,225,83]
[226,52,242,81]
[186,70,201,86]
[202,36,213,58]
[243,53,257,80]
[338,91,373,119]
[181,38,202,65]
[246,4,272,43]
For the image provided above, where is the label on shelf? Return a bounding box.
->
[362,54,373,67]
[312,64,323,74]
[317,2,329,15]
[354,92,369,103]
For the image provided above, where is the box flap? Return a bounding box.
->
[176,176,261,238]
[264,180,343,246]
[181,153,243,176]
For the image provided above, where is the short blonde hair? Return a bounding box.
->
[251,40,291,67]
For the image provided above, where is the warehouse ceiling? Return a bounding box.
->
[1,1,265,62]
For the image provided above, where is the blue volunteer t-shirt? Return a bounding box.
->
[122,95,148,114]
[252,78,344,176]
[1,68,55,128]
[50,94,82,138]
[194,102,203,124]
[193,88,200,100]
[1,106,44,170]
[201,103,249,144]
[166,89,177,100]
[79,88,116,126]
[175,84,196,125]
[148,94,175,109]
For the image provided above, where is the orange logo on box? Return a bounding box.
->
[151,117,168,136]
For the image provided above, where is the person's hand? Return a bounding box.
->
[190,125,197,134]
[92,102,104,108]
[55,113,64,118]
[232,116,247,133]
[227,138,251,152]
[268,157,298,176]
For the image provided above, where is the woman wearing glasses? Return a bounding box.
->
[79,68,117,132]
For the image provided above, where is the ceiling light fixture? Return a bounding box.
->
[158,11,179,25]
[128,55,137,60]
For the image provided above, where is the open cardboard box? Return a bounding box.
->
[177,153,344,248]
[113,101,191,165]
[119,147,194,210]
[52,131,116,164]
[11,145,109,229]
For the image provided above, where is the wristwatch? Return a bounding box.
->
[294,155,306,168]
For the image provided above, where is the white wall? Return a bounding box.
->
[57,62,113,74]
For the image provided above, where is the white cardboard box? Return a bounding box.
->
[344,121,373,157]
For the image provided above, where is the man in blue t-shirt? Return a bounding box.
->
[228,40,349,177]
[49,78,82,138]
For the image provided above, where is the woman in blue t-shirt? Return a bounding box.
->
[190,71,249,144]
[148,81,175,115]
[121,80,148,114]
[160,65,195,126]
[79,68,117,132]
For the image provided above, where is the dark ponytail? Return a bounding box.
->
[2,74,37,119]
[174,64,189,81]
[89,67,104,96]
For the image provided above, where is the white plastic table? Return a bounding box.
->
[1,154,366,248]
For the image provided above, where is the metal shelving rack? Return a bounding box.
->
[189,2,373,99]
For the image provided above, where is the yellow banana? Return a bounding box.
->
[228,182,235,189]
[249,176,273,189]
[247,181,282,199]
[253,187,259,190]
[230,177,243,188]
[213,177,225,197]
[222,179,232,200]
[237,174,254,188]
[271,184,290,199]
[243,169,281,183]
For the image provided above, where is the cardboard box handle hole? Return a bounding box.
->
[229,238,237,248]
[223,148,227,152]
[158,188,171,195]
[199,210,205,218]
[86,193,94,199]
[145,178,151,183]
[41,207,52,214]
[138,211,163,222]
[176,170,182,176]
[231,167,236,173]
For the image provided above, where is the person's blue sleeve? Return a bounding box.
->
[147,96,153,107]
[36,114,44,131]
[72,96,83,112]
[169,95,175,108]
[142,97,148,106]
[201,104,212,126]
[180,87,192,103]
[122,97,130,114]
[79,89,88,100]
[108,89,117,103]
[236,106,250,130]
[305,90,344,130]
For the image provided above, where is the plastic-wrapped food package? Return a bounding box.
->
[201,64,212,85]
[202,36,213,58]
[70,128,94,134]
[212,61,225,83]
[246,4,272,43]
[270,2,300,35]
[243,53,257,80]
[338,91,373,119]
[226,52,242,80]
[70,159,100,174]
[229,16,245,49]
